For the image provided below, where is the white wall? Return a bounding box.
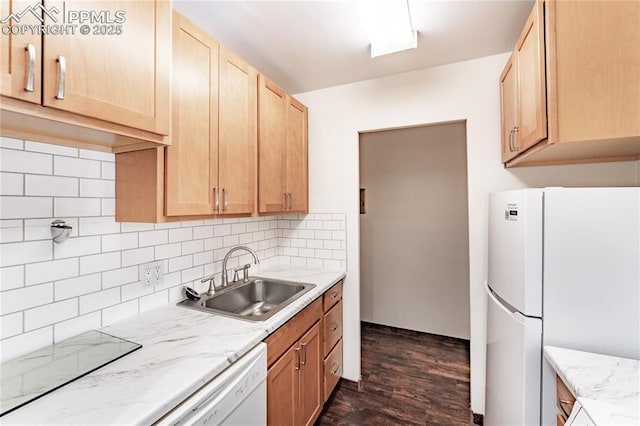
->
[360,122,470,339]
[295,52,640,414]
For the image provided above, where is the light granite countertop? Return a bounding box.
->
[544,346,640,425]
[2,265,346,425]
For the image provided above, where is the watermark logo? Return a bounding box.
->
[0,3,59,24]
[2,2,126,36]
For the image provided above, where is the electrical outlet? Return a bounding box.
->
[139,261,163,287]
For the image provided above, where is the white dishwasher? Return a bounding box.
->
[158,342,267,426]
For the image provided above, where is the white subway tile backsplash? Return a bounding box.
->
[1,265,24,291]
[102,301,138,327]
[1,312,23,339]
[182,239,203,255]
[54,156,100,178]
[1,136,346,362]
[139,230,168,247]
[0,137,24,150]
[1,283,53,315]
[169,255,193,272]
[1,327,52,362]
[1,149,52,175]
[25,175,78,197]
[79,216,120,236]
[101,162,115,180]
[1,240,52,267]
[121,281,153,302]
[54,312,101,342]
[54,197,101,217]
[102,266,138,289]
[55,273,101,300]
[79,288,120,314]
[169,227,192,243]
[121,247,154,267]
[102,233,138,253]
[78,149,114,162]
[79,179,114,197]
[155,243,182,260]
[80,252,121,275]
[0,172,24,196]
[26,258,78,285]
[0,219,23,243]
[1,196,52,219]
[53,236,101,259]
[139,291,167,313]
[25,299,78,331]
[101,199,115,216]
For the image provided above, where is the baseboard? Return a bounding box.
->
[472,412,484,425]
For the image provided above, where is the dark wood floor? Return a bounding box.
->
[316,322,472,425]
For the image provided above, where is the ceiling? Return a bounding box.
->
[172,0,534,94]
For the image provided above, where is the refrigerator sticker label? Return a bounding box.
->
[505,203,518,221]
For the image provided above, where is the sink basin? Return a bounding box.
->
[177,277,315,321]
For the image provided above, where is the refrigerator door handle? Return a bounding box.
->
[486,281,525,322]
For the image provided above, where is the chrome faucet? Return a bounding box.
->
[221,246,260,287]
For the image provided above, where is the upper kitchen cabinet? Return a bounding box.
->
[1,0,170,152]
[500,0,546,163]
[258,76,308,214]
[501,0,640,167]
[0,0,42,104]
[218,47,257,215]
[116,11,257,222]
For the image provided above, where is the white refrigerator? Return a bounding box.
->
[484,187,640,426]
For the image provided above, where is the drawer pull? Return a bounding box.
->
[331,323,338,332]
[300,342,307,365]
[331,292,338,300]
[25,44,36,92]
[331,363,340,375]
[558,399,573,417]
[55,55,66,100]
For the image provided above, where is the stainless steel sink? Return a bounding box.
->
[177,277,315,321]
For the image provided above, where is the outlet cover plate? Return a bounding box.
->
[139,261,163,287]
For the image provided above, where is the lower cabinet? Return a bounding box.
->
[265,280,345,425]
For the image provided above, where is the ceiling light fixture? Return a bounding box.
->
[358,0,418,58]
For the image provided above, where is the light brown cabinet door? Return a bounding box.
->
[218,47,257,215]
[41,0,170,135]
[267,344,299,426]
[165,11,218,216]
[298,322,322,426]
[285,96,308,213]
[500,55,518,163]
[258,75,287,213]
[0,0,41,104]
[514,0,546,153]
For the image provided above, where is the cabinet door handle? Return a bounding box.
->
[294,347,301,370]
[222,188,228,211]
[513,126,519,151]
[213,188,219,211]
[288,193,292,210]
[25,44,36,92]
[331,363,340,375]
[508,128,515,152]
[300,342,307,365]
[284,192,288,210]
[331,323,338,332]
[55,55,66,100]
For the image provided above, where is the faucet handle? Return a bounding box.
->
[200,274,217,296]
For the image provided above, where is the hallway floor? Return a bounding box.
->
[316,322,472,425]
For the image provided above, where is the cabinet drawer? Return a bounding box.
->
[265,298,322,367]
[323,338,343,402]
[323,280,343,312]
[556,375,576,419]
[323,299,343,356]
